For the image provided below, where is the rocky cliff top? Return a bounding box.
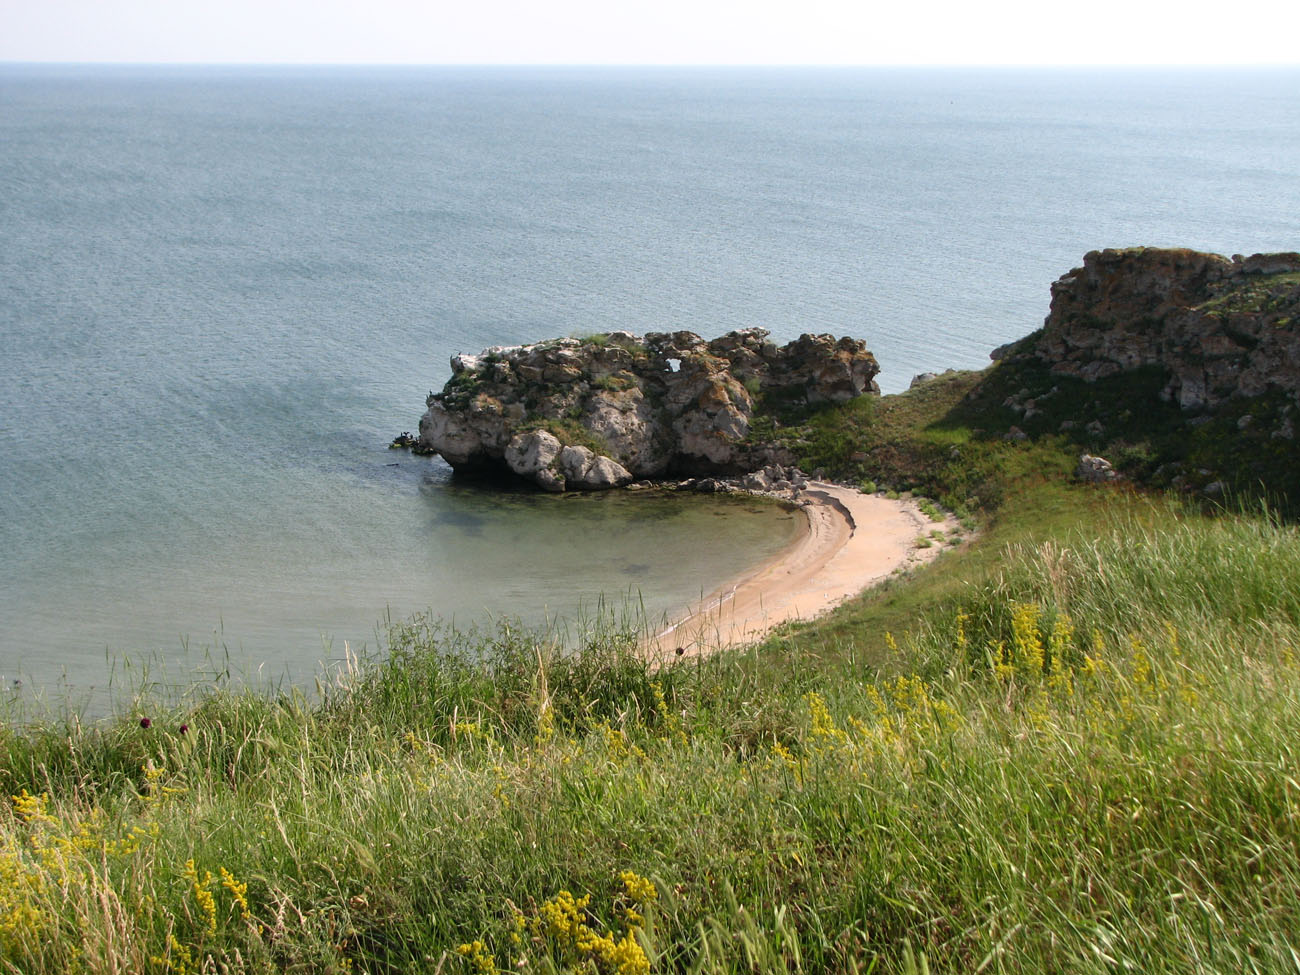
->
[418,328,879,491]
[1023,247,1300,409]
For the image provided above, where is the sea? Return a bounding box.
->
[3,65,1299,707]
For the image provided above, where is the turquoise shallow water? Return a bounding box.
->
[2,65,1298,698]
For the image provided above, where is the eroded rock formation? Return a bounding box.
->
[418,328,879,491]
[1031,247,1300,409]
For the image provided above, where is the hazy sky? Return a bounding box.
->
[4,0,1299,65]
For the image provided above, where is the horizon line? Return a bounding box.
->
[3,59,1299,70]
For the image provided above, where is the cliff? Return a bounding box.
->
[1025,247,1300,410]
[417,328,879,491]
[960,247,1300,505]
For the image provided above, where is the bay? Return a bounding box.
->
[2,65,1298,700]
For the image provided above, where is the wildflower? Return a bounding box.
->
[619,871,657,905]
[508,906,527,946]
[139,717,152,729]
[1,831,51,954]
[11,789,55,827]
[456,940,496,974]
[184,859,217,936]
[534,706,555,747]
[805,691,849,752]
[1011,602,1045,675]
[524,880,651,975]
[1046,613,1075,694]
[533,890,591,948]
[219,867,251,921]
[769,740,799,771]
[178,723,188,735]
[151,935,196,975]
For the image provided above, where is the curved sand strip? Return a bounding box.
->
[648,483,957,659]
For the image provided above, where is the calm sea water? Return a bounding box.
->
[3,66,1299,701]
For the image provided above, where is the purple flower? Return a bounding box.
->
[139,717,152,729]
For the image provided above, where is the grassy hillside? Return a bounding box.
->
[3,364,1299,974]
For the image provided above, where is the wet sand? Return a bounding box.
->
[647,483,959,659]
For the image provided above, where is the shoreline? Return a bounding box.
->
[646,482,959,659]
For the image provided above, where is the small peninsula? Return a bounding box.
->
[417,328,879,490]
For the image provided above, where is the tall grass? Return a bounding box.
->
[3,503,1299,973]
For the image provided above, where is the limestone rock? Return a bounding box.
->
[558,445,633,490]
[1034,247,1300,411]
[416,328,880,491]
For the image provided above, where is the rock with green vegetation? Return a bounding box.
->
[1030,247,1300,409]
[710,247,1299,514]
[418,328,879,489]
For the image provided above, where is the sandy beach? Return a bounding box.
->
[647,483,959,659]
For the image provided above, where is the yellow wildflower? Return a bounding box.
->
[12,789,56,827]
[619,870,657,905]
[456,939,496,974]
[151,934,197,975]
[1011,602,1045,676]
[219,866,251,921]
[183,859,217,936]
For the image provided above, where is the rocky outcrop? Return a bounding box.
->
[1076,454,1120,483]
[1032,247,1300,410]
[418,328,879,491]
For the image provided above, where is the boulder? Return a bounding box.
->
[1077,454,1120,483]
[505,429,561,473]
[558,445,633,490]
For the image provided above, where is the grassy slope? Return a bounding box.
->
[3,364,1299,975]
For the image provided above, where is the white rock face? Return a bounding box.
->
[419,401,484,466]
[584,389,671,475]
[674,408,749,466]
[501,431,632,490]
[505,430,562,477]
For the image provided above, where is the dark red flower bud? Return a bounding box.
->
[139,717,152,729]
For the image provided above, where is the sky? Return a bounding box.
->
[3,0,1299,66]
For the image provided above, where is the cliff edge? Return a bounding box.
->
[1024,247,1300,410]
